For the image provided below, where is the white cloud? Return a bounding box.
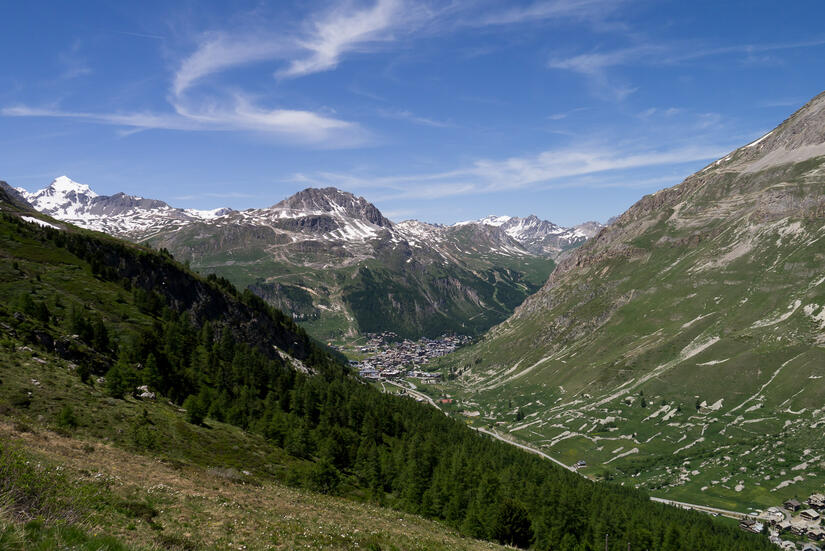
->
[4,2,398,147]
[279,0,408,78]
[2,98,364,146]
[548,45,656,101]
[58,40,93,80]
[173,34,287,96]
[549,38,825,100]
[377,108,454,127]
[295,141,734,200]
[83,0,416,144]
[1,106,199,131]
[475,0,626,26]
[547,106,589,120]
[548,46,655,75]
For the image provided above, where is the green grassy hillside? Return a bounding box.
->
[436,92,825,513]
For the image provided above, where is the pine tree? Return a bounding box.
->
[183,394,207,425]
[143,353,163,391]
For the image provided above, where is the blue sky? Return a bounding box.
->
[2,0,824,226]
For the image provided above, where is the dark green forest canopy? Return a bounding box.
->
[0,211,771,551]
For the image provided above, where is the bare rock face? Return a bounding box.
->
[271,187,393,228]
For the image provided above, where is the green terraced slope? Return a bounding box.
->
[438,91,825,513]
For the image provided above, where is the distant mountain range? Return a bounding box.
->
[440,90,825,510]
[17,180,600,341]
[16,176,233,240]
[456,214,603,256]
[17,177,601,253]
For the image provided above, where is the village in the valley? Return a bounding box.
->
[737,493,825,550]
[351,332,470,382]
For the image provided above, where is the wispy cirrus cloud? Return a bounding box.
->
[550,37,825,75]
[377,107,454,127]
[1,106,198,131]
[1,0,646,144]
[547,45,657,101]
[549,37,825,100]
[2,97,363,146]
[172,34,288,96]
[293,140,734,200]
[278,0,410,78]
[547,106,589,120]
[474,0,627,27]
[172,0,429,95]
[58,40,93,80]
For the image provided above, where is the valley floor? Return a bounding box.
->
[404,372,825,547]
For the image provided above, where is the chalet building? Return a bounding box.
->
[810,494,825,510]
[739,518,764,534]
[785,498,802,512]
[801,509,822,522]
[791,520,809,536]
[808,527,825,541]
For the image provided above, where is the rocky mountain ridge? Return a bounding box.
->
[17,176,234,240]
[144,189,555,340]
[18,178,596,258]
[19,181,585,340]
[455,214,603,257]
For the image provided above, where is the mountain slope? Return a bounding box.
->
[0,181,771,551]
[440,90,825,512]
[0,181,33,212]
[18,181,559,341]
[146,188,556,341]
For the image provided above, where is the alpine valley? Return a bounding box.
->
[17,180,600,342]
[436,91,825,515]
[0,181,768,551]
[7,3,825,551]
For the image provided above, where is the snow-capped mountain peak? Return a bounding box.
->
[477,215,513,227]
[269,187,393,229]
[49,175,98,197]
[453,214,602,257]
[18,176,234,240]
[18,175,99,219]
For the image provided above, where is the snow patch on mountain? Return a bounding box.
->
[185,207,235,220]
[454,214,602,257]
[21,180,554,262]
[18,176,234,240]
[21,215,61,230]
